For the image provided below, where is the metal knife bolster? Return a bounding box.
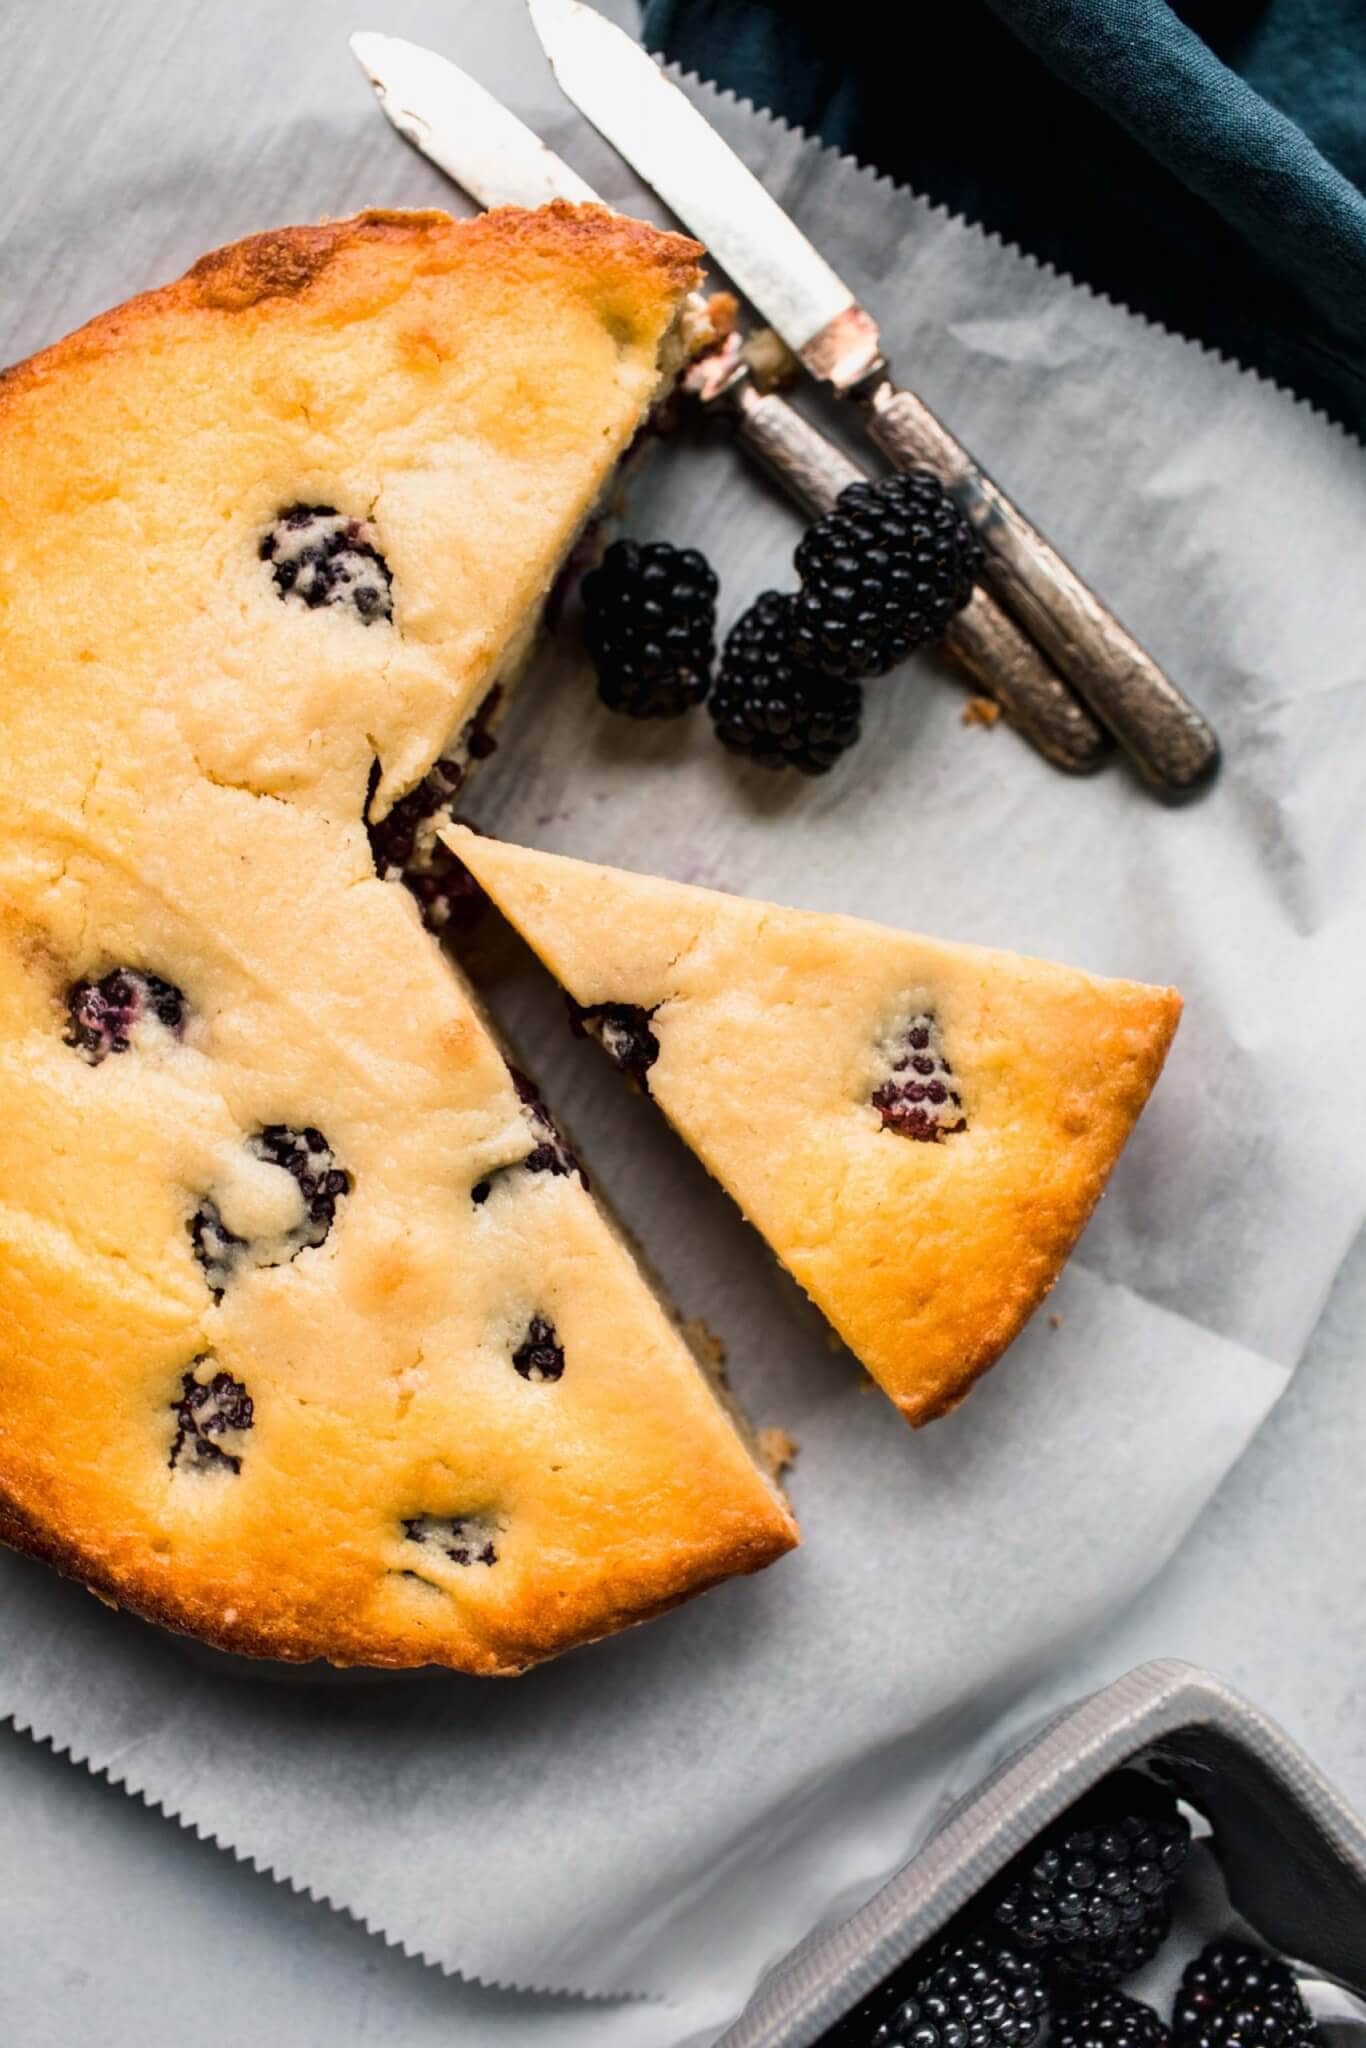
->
[799,313,1220,792]
[799,306,884,391]
[703,360,1109,775]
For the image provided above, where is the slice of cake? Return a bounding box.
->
[0,206,796,1673]
[444,829,1181,1424]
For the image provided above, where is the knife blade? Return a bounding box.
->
[350,31,598,210]
[525,0,863,367]
[525,0,1219,794]
[347,32,1107,775]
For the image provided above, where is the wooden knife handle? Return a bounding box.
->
[860,378,1219,793]
[728,379,1109,775]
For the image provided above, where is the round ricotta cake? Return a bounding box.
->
[0,205,796,1673]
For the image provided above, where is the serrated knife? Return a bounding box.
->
[525,0,1220,795]
[349,31,1108,775]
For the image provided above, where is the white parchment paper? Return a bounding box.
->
[1,0,1362,2039]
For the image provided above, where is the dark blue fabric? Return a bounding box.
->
[641,0,1366,437]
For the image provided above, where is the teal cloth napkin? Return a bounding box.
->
[642,0,1366,438]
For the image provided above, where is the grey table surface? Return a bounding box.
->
[2,0,1364,2038]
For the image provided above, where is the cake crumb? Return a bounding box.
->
[701,291,739,344]
[682,1316,729,1384]
[1049,1312,1063,1329]
[962,695,1000,728]
[742,323,799,391]
[758,1427,800,1480]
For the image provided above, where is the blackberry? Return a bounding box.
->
[250,1126,351,1249]
[187,1199,246,1299]
[581,539,716,717]
[568,999,660,1090]
[710,591,862,775]
[170,1363,253,1473]
[1051,1905,1171,1985]
[402,1513,499,1566]
[65,969,185,1064]
[187,1129,350,1294]
[844,1936,1048,2048]
[1174,1942,1319,2048]
[872,1012,966,1142]
[261,503,392,623]
[509,1066,581,1183]
[791,470,982,681]
[368,754,464,868]
[513,1314,565,1383]
[365,690,501,933]
[375,794,487,933]
[472,1068,584,1206]
[1055,1991,1170,2048]
[993,1771,1190,1983]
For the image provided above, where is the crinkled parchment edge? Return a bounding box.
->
[1,1703,654,2007]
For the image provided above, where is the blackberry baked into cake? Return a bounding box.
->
[443,831,1181,1424]
[0,205,797,1672]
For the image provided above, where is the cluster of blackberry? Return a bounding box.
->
[578,469,981,776]
[823,1772,1323,2048]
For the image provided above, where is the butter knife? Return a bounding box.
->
[525,0,1220,796]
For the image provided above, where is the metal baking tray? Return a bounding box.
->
[724,1660,1366,2048]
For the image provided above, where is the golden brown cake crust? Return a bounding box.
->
[444,830,1181,1428]
[0,1484,786,1674]
[0,206,795,1674]
[1,203,701,390]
